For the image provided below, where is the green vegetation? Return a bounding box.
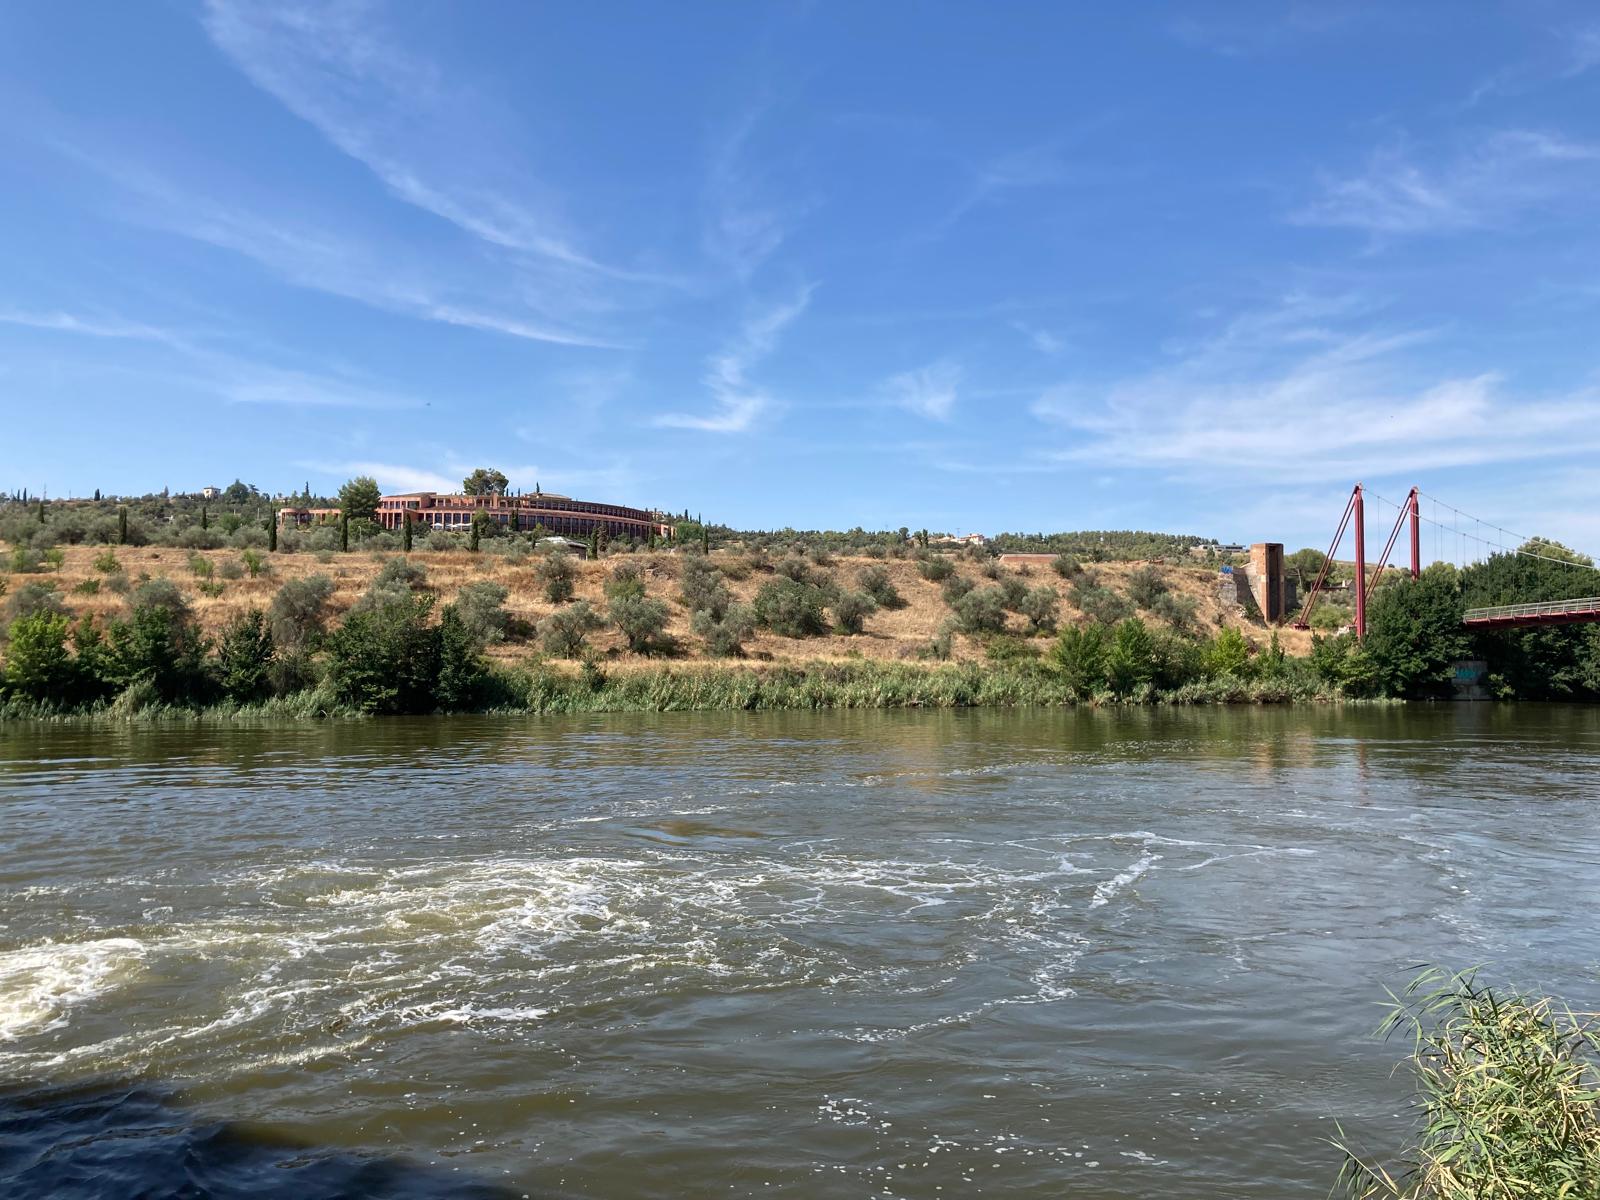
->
[753,576,830,638]
[1337,969,1600,1199]
[1304,543,1600,700]
[337,475,382,522]
[989,529,1213,561]
[462,467,510,496]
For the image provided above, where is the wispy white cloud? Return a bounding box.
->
[0,309,187,345]
[915,142,1085,243]
[883,361,960,421]
[1293,129,1600,236]
[1031,296,1600,482]
[1013,321,1063,354]
[701,104,810,281]
[300,460,459,493]
[219,365,423,410]
[1167,3,1361,57]
[656,286,815,433]
[1,303,422,410]
[300,456,639,497]
[201,0,620,275]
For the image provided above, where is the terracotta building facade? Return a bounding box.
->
[375,492,671,541]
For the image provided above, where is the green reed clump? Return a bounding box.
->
[1337,968,1600,1200]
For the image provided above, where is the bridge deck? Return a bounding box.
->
[1463,597,1600,629]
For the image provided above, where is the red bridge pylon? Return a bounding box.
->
[1294,484,1420,639]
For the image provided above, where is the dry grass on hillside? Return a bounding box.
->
[4,545,1314,666]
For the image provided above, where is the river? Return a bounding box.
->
[1,706,1597,1197]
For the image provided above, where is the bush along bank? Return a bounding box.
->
[17,545,1554,721]
[0,585,1336,721]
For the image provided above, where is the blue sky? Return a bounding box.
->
[3,2,1599,552]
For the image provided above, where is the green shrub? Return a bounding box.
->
[42,547,65,572]
[1206,627,1252,676]
[1127,565,1168,609]
[609,593,670,653]
[917,555,954,582]
[8,546,41,573]
[776,555,820,586]
[929,571,971,609]
[1018,585,1060,634]
[691,603,756,657]
[268,574,335,654]
[240,549,267,578]
[605,561,647,602]
[454,581,509,647]
[436,604,493,709]
[1050,624,1107,697]
[375,556,427,590]
[216,608,274,702]
[752,577,829,638]
[540,601,602,657]
[325,591,440,714]
[1072,578,1133,625]
[997,575,1028,611]
[1051,554,1081,578]
[1,610,76,701]
[856,565,904,609]
[72,578,101,596]
[679,554,731,616]
[1104,617,1156,697]
[5,581,66,623]
[951,586,1008,635]
[1150,591,1198,633]
[93,549,121,574]
[984,634,1039,664]
[537,551,577,603]
[105,585,211,703]
[219,559,244,581]
[832,589,878,635]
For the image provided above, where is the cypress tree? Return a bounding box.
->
[469,515,481,552]
[117,507,128,545]
[38,499,46,523]
[402,513,413,552]
[702,527,710,555]
[268,515,278,552]
[340,512,350,552]
[94,488,101,502]
[200,506,209,531]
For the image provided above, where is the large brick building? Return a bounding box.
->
[375,491,671,542]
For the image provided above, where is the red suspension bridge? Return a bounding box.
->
[1294,483,1600,638]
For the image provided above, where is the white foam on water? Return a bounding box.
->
[1089,851,1161,908]
[0,937,146,1040]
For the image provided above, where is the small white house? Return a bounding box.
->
[199,485,222,500]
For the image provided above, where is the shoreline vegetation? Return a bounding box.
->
[0,658,1346,723]
[5,483,1600,720]
[1338,969,1600,1198]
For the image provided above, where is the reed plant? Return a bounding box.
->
[1337,968,1600,1199]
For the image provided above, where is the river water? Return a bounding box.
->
[1,706,1597,1198]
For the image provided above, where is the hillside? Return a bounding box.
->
[2,544,1314,667]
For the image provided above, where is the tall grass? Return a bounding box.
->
[2,660,1337,722]
[1337,968,1600,1199]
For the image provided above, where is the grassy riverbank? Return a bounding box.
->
[0,658,1337,722]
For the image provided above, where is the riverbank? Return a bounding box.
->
[1,543,1314,666]
[0,658,1338,721]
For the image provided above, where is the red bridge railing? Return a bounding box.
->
[1463,597,1600,628]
